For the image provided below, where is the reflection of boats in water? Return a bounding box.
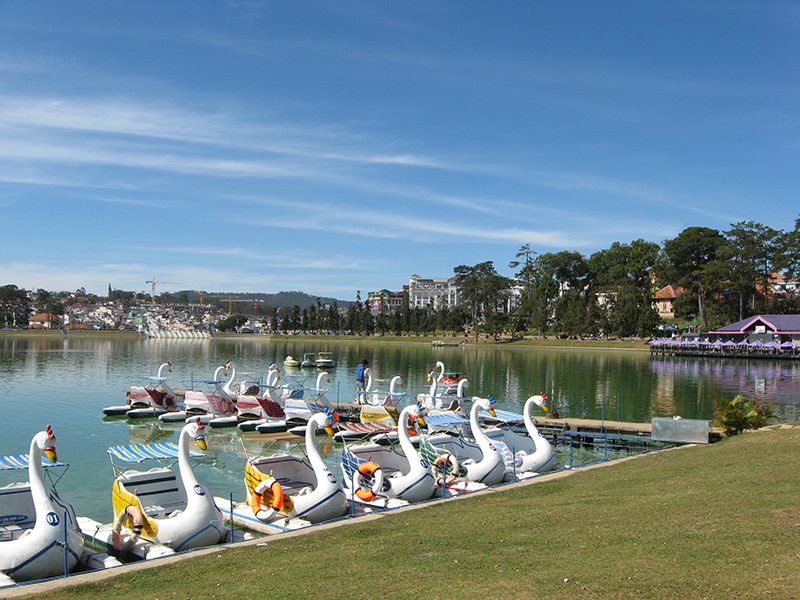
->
[0,426,84,584]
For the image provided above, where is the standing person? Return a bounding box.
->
[355,359,369,395]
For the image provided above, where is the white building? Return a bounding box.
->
[408,275,460,310]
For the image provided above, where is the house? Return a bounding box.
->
[652,285,685,319]
[27,313,64,330]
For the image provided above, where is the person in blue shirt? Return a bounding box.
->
[355,359,368,393]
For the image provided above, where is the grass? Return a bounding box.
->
[15,427,800,600]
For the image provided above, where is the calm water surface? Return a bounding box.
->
[2,334,798,522]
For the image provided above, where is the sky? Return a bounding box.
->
[0,2,798,301]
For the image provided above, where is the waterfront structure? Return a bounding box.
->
[708,314,800,344]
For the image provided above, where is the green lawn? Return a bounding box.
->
[14,426,800,600]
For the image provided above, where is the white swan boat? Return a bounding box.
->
[0,426,84,583]
[103,362,178,417]
[158,363,234,424]
[420,397,507,487]
[283,371,336,433]
[236,366,287,432]
[341,405,435,504]
[81,420,227,556]
[350,372,405,431]
[483,394,557,477]
[416,375,469,413]
[230,411,348,525]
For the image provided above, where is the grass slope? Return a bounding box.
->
[14,427,800,600]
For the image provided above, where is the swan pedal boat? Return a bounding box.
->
[160,363,235,425]
[0,426,84,584]
[340,405,435,505]
[233,412,348,525]
[103,362,178,418]
[421,395,557,482]
[83,420,230,557]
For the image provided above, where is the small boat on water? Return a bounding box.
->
[301,353,317,368]
[0,426,84,584]
[283,356,301,369]
[80,420,230,558]
[103,362,178,417]
[315,352,335,368]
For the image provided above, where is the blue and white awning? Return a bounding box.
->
[0,454,66,470]
[480,408,524,422]
[107,443,205,463]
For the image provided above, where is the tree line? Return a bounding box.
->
[2,217,797,337]
[448,218,800,339]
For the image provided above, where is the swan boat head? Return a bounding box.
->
[0,426,83,582]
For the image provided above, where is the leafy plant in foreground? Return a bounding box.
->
[712,394,777,435]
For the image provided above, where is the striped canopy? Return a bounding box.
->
[0,454,66,470]
[107,442,204,463]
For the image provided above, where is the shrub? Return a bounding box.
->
[712,394,777,436]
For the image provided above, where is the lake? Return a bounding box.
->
[2,334,798,523]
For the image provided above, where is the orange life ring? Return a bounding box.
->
[353,461,384,502]
[250,477,285,522]
[433,453,459,486]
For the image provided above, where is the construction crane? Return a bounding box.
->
[145,278,184,308]
[207,294,241,314]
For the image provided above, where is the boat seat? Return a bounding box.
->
[118,469,187,515]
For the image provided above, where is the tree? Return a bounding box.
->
[509,244,537,330]
[723,221,784,318]
[217,314,247,332]
[661,227,726,332]
[0,284,28,328]
[454,261,512,340]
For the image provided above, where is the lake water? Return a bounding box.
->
[2,334,799,523]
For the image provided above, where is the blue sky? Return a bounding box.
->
[1,2,797,301]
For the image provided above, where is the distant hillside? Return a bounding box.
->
[182,290,349,309]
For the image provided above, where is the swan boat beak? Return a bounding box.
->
[44,446,57,463]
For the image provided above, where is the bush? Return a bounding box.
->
[712,394,777,436]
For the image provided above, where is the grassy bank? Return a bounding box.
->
[14,427,800,600]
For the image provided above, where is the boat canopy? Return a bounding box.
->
[0,454,66,470]
[107,442,205,464]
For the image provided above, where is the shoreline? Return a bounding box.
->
[0,329,651,352]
